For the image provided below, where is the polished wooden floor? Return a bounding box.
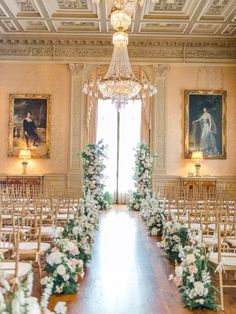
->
[50,207,236,314]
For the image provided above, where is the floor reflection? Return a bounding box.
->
[67,208,236,314]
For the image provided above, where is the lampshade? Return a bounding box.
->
[191,151,203,161]
[19,149,31,160]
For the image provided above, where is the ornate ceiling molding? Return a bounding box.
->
[0,36,235,63]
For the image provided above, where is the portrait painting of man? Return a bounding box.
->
[8,94,51,158]
[184,90,226,159]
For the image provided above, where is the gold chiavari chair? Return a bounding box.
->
[209,203,236,310]
[55,197,75,223]
[40,205,63,241]
[18,204,51,279]
[0,229,32,288]
[187,198,205,236]
[199,198,221,249]
[226,199,236,249]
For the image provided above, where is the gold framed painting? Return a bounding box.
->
[184,90,226,159]
[8,94,51,158]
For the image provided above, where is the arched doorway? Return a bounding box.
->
[86,65,151,203]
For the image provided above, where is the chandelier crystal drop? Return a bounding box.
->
[83,1,157,110]
[98,31,141,110]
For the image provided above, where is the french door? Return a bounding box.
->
[97,99,141,203]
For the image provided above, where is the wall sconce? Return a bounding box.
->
[191,151,203,177]
[19,149,31,174]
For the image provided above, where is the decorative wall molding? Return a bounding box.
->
[44,173,67,188]
[0,36,235,63]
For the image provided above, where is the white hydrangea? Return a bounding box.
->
[193,281,204,296]
[46,251,63,266]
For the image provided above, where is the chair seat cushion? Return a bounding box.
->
[208,224,231,232]
[1,226,32,233]
[226,239,236,247]
[202,236,224,245]
[0,262,31,280]
[57,214,74,220]
[0,242,14,253]
[209,252,236,267]
[1,214,12,220]
[41,226,63,236]
[19,242,50,254]
[189,223,206,230]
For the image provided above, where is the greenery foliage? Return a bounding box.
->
[160,220,189,262]
[173,245,218,310]
[82,140,112,210]
[128,142,153,211]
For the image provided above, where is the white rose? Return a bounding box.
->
[57,265,66,276]
[151,227,158,236]
[46,251,62,266]
[194,281,204,296]
[186,254,196,265]
[54,301,67,314]
[65,240,78,254]
[72,226,80,235]
[63,274,70,281]
[175,265,183,278]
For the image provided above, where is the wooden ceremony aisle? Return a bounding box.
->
[50,207,236,314]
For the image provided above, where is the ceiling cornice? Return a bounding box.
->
[0,35,235,63]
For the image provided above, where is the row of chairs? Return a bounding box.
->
[0,184,81,200]
[0,188,80,291]
[159,185,236,310]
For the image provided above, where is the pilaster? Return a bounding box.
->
[151,64,169,175]
[67,63,86,191]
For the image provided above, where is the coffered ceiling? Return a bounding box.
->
[0,0,235,38]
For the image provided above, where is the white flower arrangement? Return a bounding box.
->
[56,238,84,274]
[44,246,79,294]
[171,244,218,310]
[82,140,112,210]
[160,219,189,262]
[43,193,100,295]
[128,143,153,211]
[141,193,167,236]
[0,270,66,314]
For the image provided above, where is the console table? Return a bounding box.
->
[6,175,43,187]
[180,177,217,190]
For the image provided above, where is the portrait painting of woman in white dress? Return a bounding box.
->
[184,90,226,159]
[191,107,219,155]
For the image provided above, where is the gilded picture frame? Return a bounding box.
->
[184,90,226,159]
[8,94,51,158]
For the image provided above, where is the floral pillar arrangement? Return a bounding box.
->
[141,193,167,236]
[43,194,100,295]
[128,142,153,211]
[82,140,112,210]
[171,245,218,310]
[0,270,66,313]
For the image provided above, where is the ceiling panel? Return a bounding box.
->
[0,0,235,37]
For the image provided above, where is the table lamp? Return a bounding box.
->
[191,151,203,177]
[19,149,31,174]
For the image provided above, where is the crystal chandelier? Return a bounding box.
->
[83,1,157,110]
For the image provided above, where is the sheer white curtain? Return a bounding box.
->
[97,99,117,201]
[118,100,141,203]
[97,99,141,203]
